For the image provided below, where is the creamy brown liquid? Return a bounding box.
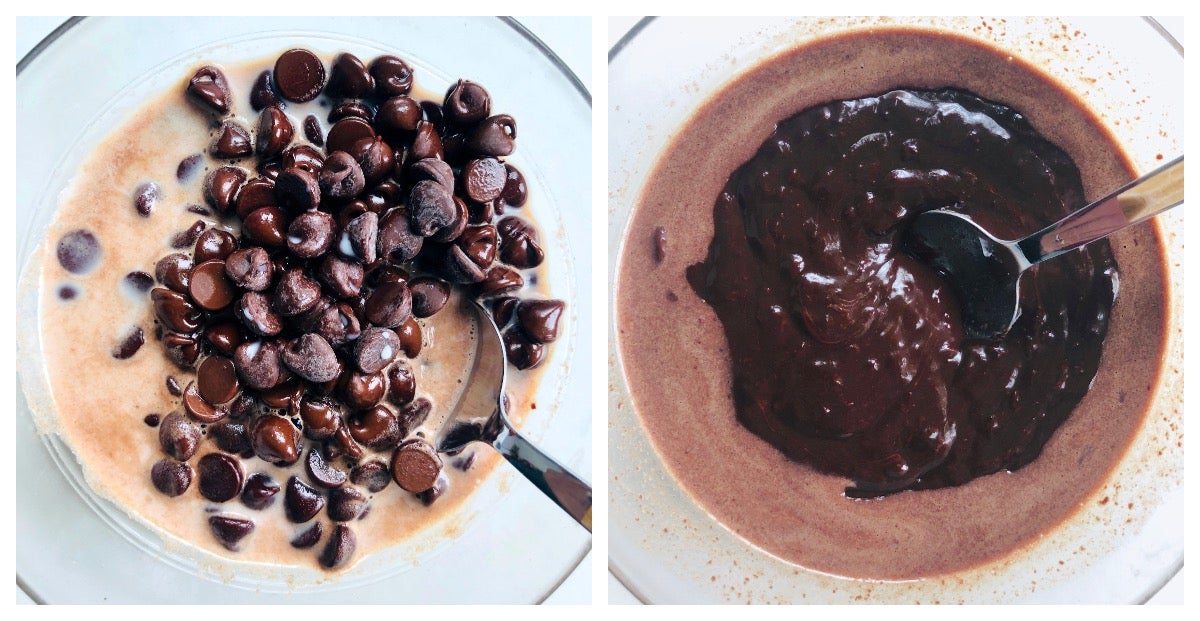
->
[32,58,546,572]
[615,29,1167,579]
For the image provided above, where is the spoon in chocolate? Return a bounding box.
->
[433,298,592,531]
[905,155,1183,339]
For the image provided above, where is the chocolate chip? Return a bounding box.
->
[494,296,519,327]
[152,287,202,333]
[340,211,379,263]
[234,340,284,390]
[325,52,374,99]
[408,157,455,189]
[497,216,544,268]
[430,196,469,243]
[397,397,431,436]
[145,413,162,426]
[315,302,362,347]
[133,182,158,217]
[242,206,289,247]
[316,255,363,299]
[370,55,414,98]
[198,452,245,503]
[112,326,145,360]
[228,393,258,419]
[407,277,450,318]
[328,486,367,522]
[203,166,247,214]
[462,158,506,203]
[163,332,201,368]
[274,49,326,103]
[385,363,416,406]
[319,523,356,569]
[186,65,232,114]
[286,210,336,258]
[224,247,274,291]
[274,166,320,212]
[456,224,497,269]
[503,327,545,370]
[171,220,207,249]
[56,229,100,274]
[256,105,294,158]
[291,522,323,548]
[210,420,251,454]
[364,282,412,328]
[441,244,487,284]
[282,144,325,174]
[349,136,394,186]
[212,121,252,159]
[189,260,236,311]
[452,451,477,472]
[209,514,254,551]
[197,355,240,404]
[349,461,390,493]
[339,369,385,411]
[285,475,325,523]
[353,327,402,374]
[298,395,342,440]
[183,380,228,424]
[410,120,444,160]
[318,151,366,201]
[408,180,456,237]
[499,163,528,208]
[176,156,203,185]
[151,459,193,497]
[397,316,423,358]
[326,117,375,156]
[234,177,277,219]
[281,333,341,383]
[391,438,441,493]
[444,79,491,126]
[159,411,201,461]
[417,473,449,506]
[348,405,402,450]
[250,70,283,111]
[466,114,516,157]
[517,299,565,344]
[332,424,365,461]
[242,472,281,510]
[194,229,238,263]
[467,198,494,224]
[251,414,302,466]
[329,101,373,124]
[378,208,424,263]
[376,96,421,134]
[306,448,347,489]
[165,376,183,397]
[263,273,314,321]
[304,114,324,145]
[155,254,192,293]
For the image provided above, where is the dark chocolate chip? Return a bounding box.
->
[228,393,258,419]
[397,316,423,358]
[348,405,402,450]
[261,378,303,409]
[112,326,145,360]
[456,224,498,270]
[327,486,367,522]
[386,362,416,406]
[234,177,277,219]
[378,208,423,263]
[397,397,431,436]
[298,395,342,440]
[152,287,202,333]
[316,255,364,299]
[159,411,201,461]
[286,210,336,258]
[273,269,322,317]
[250,70,283,111]
[417,472,448,506]
[285,475,325,523]
[341,211,379,263]
[251,414,302,466]
[461,158,506,203]
[441,244,487,284]
[236,339,286,391]
[212,120,253,159]
[242,472,281,510]
[306,448,347,488]
[197,355,240,405]
[198,452,245,503]
[364,282,412,328]
[134,182,158,217]
[304,114,324,145]
[353,327,402,374]
[408,277,450,318]
[429,196,469,243]
[350,136,394,185]
[318,151,366,201]
[171,220,207,249]
[499,163,528,208]
[350,460,392,493]
[340,369,385,411]
[256,105,294,158]
[444,79,491,126]
[163,332,202,368]
[376,96,421,133]
[209,514,255,551]
[156,254,193,293]
[151,458,193,497]
[124,271,155,294]
[145,413,162,426]
[274,49,326,103]
[274,167,321,212]
[56,229,100,275]
[183,380,228,423]
[503,327,546,370]
[370,55,414,98]
[315,302,362,347]
[493,296,519,327]
[291,522,323,549]
[194,228,238,263]
[224,247,274,292]
[210,420,251,455]
[325,52,374,99]
[281,333,341,383]
[329,101,374,124]
[326,117,375,156]
[466,114,516,157]
[189,259,237,311]
[408,157,455,189]
[517,299,566,344]
[282,144,325,175]
[319,523,356,569]
[186,65,231,114]
[497,216,545,268]
[204,166,247,214]
[177,153,203,181]
[391,438,441,493]
[242,206,289,247]
[410,120,443,160]
[408,180,456,237]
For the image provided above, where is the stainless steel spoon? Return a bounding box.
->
[434,298,592,532]
[904,155,1183,339]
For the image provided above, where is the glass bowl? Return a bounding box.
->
[17,16,591,604]
[608,16,1181,604]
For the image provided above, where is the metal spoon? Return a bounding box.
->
[434,298,592,532]
[904,155,1184,339]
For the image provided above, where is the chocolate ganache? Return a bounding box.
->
[687,88,1117,497]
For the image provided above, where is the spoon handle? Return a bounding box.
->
[493,420,593,532]
[1017,155,1183,265]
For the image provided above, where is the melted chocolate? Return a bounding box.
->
[687,88,1117,497]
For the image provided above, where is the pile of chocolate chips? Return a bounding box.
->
[139,48,566,570]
